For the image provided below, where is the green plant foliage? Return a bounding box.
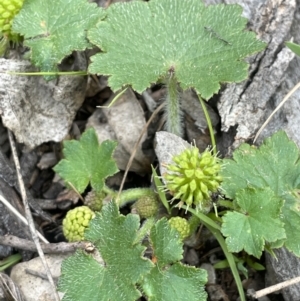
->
[0,0,24,42]
[12,0,105,73]
[58,202,207,301]
[142,219,207,301]
[88,0,266,99]
[286,41,300,57]
[220,131,300,256]
[221,188,285,258]
[53,127,118,194]
[59,202,153,301]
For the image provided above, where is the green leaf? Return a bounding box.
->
[221,188,285,258]
[53,128,118,194]
[141,219,207,301]
[151,165,171,214]
[88,0,266,99]
[286,42,300,57]
[221,131,300,256]
[58,250,105,301]
[12,0,105,73]
[58,201,153,301]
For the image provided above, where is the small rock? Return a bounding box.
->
[200,263,216,284]
[10,254,70,301]
[0,56,87,149]
[154,131,190,181]
[184,248,200,266]
[37,153,58,170]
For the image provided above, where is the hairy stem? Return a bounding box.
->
[198,96,217,155]
[165,73,182,136]
[103,185,157,207]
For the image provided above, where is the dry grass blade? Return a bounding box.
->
[0,194,47,243]
[254,81,300,143]
[8,130,60,301]
[0,273,26,301]
[117,102,165,203]
[248,275,300,299]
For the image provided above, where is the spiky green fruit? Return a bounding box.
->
[168,217,190,240]
[132,195,159,219]
[84,190,105,212]
[62,206,95,242]
[164,146,222,212]
[0,0,24,42]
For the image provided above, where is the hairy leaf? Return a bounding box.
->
[142,219,207,301]
[58,202,153,301]
[54,128,118,194]
[59,203,207,301]
[12,0,105,73]
[221,188,285,258]
[221,131,300,256]
[88,0,266,99]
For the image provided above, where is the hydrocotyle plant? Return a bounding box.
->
[220,130,300,258]
[53,128,157,206]
[12,0,105,74]
[87,0,266,136]
[54,124,300,301]
[10,0,266,138]
[58,201,208,301]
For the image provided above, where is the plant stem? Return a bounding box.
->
[103,185,156,207]
[185,206,246,301]
[188,214,201,234]
[218,200,235,210]
[134,217,156,245]
[198,96,217,155]
[165,73,183,136]
[151,166,171,214]
[7,71,88,76]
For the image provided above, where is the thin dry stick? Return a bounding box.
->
[8,130,60,301]
[254,81,300,143]
[0,194,48,243]
[117,102,165,202]
[0,234,86,253]
[249,276,300,299]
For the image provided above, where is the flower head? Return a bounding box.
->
[163,146,222,212]
[62,206,95,242]
[0,0,24,42]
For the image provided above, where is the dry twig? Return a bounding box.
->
[117,102,165,202]
[254,81,300,143]
[8,130,60,301]
[0,234,86,254]
[248,276,300,299]
[0,194,47,243]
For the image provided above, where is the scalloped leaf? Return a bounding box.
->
[58,202,153,301]
[53,127,118,194]
[141,219,207,301]
[88,0,266,99]
[221,188,285,258]
[12,0,105,73]
[221,131,300,256]
[58,203,207,301]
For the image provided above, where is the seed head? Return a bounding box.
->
[0,0,24,42]
[62,206,95,242]
[164,146,222,212]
